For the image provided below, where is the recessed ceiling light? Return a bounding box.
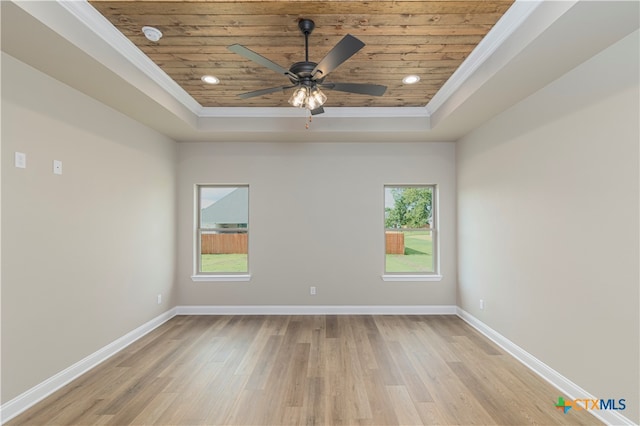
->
[142,26,162,42]
[201,75,220,85]
[402,75,420,84]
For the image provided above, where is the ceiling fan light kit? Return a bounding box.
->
[288,86,327,110]
[227,18,387,115]
[288,87,308,108]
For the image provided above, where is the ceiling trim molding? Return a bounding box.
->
[425,0,542,117]
[57,0,202,114]
[198,106,429,119]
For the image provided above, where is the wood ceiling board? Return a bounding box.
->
[88,0,513,108]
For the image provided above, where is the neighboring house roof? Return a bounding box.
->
[201,188,248,227]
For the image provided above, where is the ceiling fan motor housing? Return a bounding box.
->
[288,61,323,85]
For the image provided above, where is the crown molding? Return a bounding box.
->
[426,0,544,117]
[57,0,202,114]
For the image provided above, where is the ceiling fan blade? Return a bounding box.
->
[237,85,295,99]
[320,82,387,96]
[312,34,365,79]
[310,106,325,115]
[228,44,298,81]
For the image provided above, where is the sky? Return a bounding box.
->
[201,187,237,209]
[384,187,396,209]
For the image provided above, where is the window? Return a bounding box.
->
[384,185,438,278]
[195,185,249,277]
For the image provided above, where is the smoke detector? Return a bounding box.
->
[142,26,162,42]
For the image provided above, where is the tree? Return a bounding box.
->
[385,187,432,228]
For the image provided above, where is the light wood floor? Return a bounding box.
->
[9,315,600,425]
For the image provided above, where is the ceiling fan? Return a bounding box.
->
[227,19,387,115]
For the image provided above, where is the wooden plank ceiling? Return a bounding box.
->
[89,1,515,109]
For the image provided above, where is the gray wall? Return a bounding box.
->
[177,142,456,306]
[1,54,178,403]
[456,31,639,422]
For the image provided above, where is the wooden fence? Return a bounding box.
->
[203,232,401,255]
[201,233,248,254]
[385,231,405,255]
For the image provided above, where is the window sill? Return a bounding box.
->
[382,274,442,282]
[191,274,251,282]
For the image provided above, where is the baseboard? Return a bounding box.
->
[0,307,177,424]
[12,306,625,426]
[0,304,454,423]
[456,308,637,426]
[176,304,457,315]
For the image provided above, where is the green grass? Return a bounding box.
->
[202,232,432,274]
[385,230,433,273]
[201,254,248,273]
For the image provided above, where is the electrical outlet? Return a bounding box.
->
[310,286,316,295]
[157,294,162,304]
[53,160,63,175]
[15,152,26,168]
[480,299,484,310]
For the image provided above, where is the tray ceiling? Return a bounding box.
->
[4,1,637,142]
[88,1,514,109]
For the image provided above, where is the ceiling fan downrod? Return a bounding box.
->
[298,19,315,63]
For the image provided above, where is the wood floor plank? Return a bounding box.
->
[7,315,602,426]
[361,370,401,425]
[284,342,311,407]
[128,392,179,426]
[303,377,326,426]
[244,334,283,390]
[414,401,451,425]
[386,385,423,425]
[366,332,405,386]
[325,315,339,338]
[386,340,434,402]
[307,326,326,378]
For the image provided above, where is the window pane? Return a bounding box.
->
[384,186,435,273]
[200,187,248,229]
[385,229,433,272]
[200,230,248,273]
[198,185,249,274]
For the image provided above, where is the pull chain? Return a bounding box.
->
[305,112,312,129]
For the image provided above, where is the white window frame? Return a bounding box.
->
[191,184,251,282]
[382,184,442,282]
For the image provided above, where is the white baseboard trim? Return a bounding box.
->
[0,307,177,424]
[12,306,628,426]
[176,305,457,315]
[456,308,637,426]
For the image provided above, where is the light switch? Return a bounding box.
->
[15,152,26,168]
[53,160,62,175]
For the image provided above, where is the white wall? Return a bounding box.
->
[457,31,639,422]
[177,142,456,307]
[1,54,177,403]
